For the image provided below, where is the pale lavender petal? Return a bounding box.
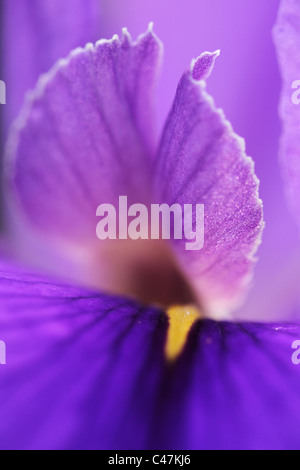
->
[154,55,264,316]
[4,27,161,279]
[3,0,101,129]
[273,0,300,231]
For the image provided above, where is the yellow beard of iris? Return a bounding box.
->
[165,305,202,362]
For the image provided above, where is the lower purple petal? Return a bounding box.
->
[151,320,300,450]
[0,259,167,450]
[1,259,300,449]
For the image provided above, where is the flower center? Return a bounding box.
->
[89,239,199,309]
[60,238,203,361]
[165,305,201,361]
[89,239,203,361]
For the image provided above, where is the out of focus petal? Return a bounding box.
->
[2,0,101,129]
[154,55,264,316]
[273,0,300,231]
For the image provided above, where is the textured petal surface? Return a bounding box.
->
[1,260,300,449]
[154,56,264,316]
[2,0,101,130]
[151,319,300,450]
[6,27,161,238]
[273,0,300,231]
[0,259,168,450]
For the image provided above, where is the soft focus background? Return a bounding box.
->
[2,0,300,321]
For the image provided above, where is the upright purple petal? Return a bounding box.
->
[154,55,264,316]
[2,0,101,129]
[273,0,300,231]
[4,28,161,276]
[103,0,300,323]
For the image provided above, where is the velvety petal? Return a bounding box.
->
[154,55,264,316]
[0,258,168,450]
[2,0,101,130]
[273,0,300,231]
[151,319,300,450]
[1,259,300,449]
[4,27,162,282]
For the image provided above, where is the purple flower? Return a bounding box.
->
[1,0,300,450]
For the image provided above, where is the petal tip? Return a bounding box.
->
[136,22,163,56]
[148,21,154,32]
[191,50,220,81]
[121,27,132,46]
[145,21,160,45]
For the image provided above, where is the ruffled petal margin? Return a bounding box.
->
[154,53,264,316]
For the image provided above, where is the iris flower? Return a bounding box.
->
[1,0,300,450]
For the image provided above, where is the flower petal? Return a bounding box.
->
[4,27,162,279]
[273,0,300,231]
[3,0,101,129]
[0,259,167,450]
[150,319,300,450]
[1,259,300,449]
[154,54,264,316]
